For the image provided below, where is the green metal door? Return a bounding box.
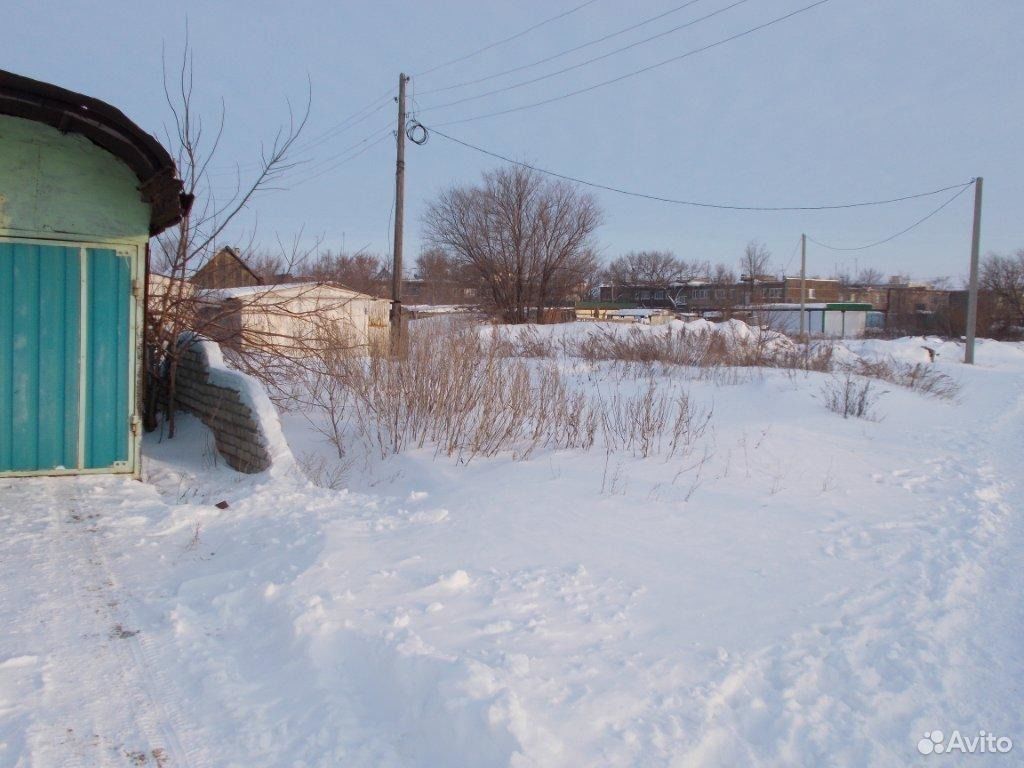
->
[0,241,134,474]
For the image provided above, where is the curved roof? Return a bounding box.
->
[0,69,190,236]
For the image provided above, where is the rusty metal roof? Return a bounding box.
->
[0,69,190,236]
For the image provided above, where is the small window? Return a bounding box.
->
[807,288,816,299]
[766,287,783,299]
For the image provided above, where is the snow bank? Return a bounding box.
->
[181,337,296,477]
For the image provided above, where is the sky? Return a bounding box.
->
[3,0,1021,282]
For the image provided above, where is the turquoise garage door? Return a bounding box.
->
[0,241,134,474]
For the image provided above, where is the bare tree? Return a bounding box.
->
[831,266,853,287]
[711,263,737,284]
[146,40,311,436]
[248,250,287,282]
[856,267,885,286]
[301,250,386,295]
[739,240,773,282]
[423,165,602,323]
[414,247,477,304]
[981,249,1024,330]
[834,266,886,287]
[738,240,772,305]
[604,251,707,286]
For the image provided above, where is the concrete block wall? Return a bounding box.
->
[174,347,272,473]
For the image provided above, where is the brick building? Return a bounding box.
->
[593,277,841,315]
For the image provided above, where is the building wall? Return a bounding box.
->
[175,345,272,473]
[0,115,148,476]
[192,249,262,289]
[0,116,149,241]
[200,286,392,356]
[594,278,841,314]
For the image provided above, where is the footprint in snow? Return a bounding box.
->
[109,624,140,639]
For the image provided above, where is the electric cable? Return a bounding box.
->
[417,0,710,96]
[806,182,974,251]
[415,0,602,77]
[419,0,754,113]
[427,126,974,212]
[432,0,834,127]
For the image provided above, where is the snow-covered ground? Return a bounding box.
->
[2,327,1023,766]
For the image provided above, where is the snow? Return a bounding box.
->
[607,308,671,317]
[2,330,1023,766]
[200,281,371,301]
[405,304,475,315]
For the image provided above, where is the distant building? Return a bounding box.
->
[401,277,479,306]
[838,279,992,336]
[592,277,842,315]
[751,303,873,338]
[196,281,392,356]
[192,246,263,289]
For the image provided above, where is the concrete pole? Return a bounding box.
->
[799,233,807,338]
[390,73,409,355]
[964,177,983,364]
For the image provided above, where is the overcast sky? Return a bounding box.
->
[4,0,1021,281]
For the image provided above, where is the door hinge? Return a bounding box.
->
[130,416,140,437]
[132,279,144,301]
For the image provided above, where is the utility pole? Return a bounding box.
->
[964,177,983,364]
[390,72,409,355]
[799,233,807,338]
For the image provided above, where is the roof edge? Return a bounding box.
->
[0,69,190,236]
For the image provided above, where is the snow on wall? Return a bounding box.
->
[174,337,294,475]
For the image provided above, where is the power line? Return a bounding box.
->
[782,240,798,280]
[417,0,710,96]
[432,0,834,128]
[806,182,974,252]
[295,121,394,174]
[419,0,753,113]
[428,126,973,212]
[415,0,602,78]
[286,126,395,186]
[290,92,395,156]
[208,88,395,177]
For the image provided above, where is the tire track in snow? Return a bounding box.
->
[38,479,201,768]
[64,482,214,768]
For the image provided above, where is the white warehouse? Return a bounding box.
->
[197,282,392,355]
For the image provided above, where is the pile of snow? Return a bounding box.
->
[406,304,475,315]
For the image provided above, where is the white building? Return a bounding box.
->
[197,282,392,355]
[751,303,872,338]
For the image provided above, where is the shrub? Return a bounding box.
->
[839,356,959,400]
[300,323,710,464]
[822,373,883,419]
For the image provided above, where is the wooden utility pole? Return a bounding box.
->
[799,233,807,338]
[964,177,983,364]
[390,73,409,354]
